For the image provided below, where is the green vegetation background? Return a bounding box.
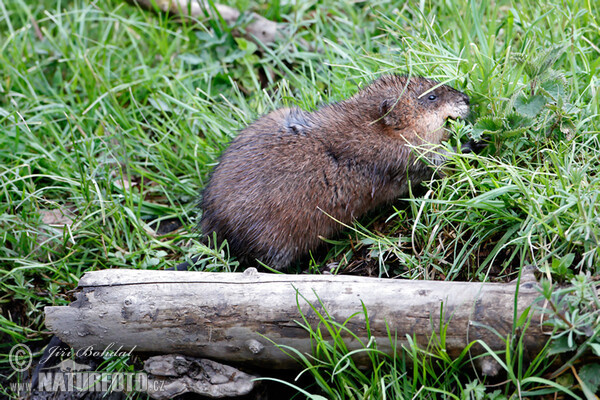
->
[1,0,599,398]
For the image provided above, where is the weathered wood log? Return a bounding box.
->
[144,355,256,399]
[45,268,549,375]
[127,0,279,44]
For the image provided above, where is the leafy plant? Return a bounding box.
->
[1,0,599,398]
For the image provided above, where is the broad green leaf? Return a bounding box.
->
[579,364,600,397]
[548,335,575,355]
[235,37,258,55]
[536,45,567,78]
[590,343,600,357]
[514,94,547,118]
[504,112,533,130]
[472,116,504,139]
[542,78,566,100]
[560,119,576,136]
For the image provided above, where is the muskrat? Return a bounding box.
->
[199,75,478,269]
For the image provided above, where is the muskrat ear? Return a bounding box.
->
[379,98,405,128]
[379,99,390,116]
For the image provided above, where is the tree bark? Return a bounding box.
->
[45,268,549,374]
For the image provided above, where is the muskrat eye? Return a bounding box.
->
[427,94,438,101]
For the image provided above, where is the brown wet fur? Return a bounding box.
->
[200,75,470,269]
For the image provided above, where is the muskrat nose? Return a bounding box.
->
[462,94,470,105]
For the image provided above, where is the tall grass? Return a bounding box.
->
[1,0,599,398]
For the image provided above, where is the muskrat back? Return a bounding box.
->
[200,75,470,269]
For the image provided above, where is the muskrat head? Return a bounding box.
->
[374,75,470,145]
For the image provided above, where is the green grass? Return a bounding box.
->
[1,0,599,398]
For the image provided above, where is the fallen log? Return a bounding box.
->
[45,268,549,375]
[126,0,279,44]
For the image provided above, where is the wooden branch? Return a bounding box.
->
[144,355,256,399]
[127,0,279,44]
[45,268,549,375]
